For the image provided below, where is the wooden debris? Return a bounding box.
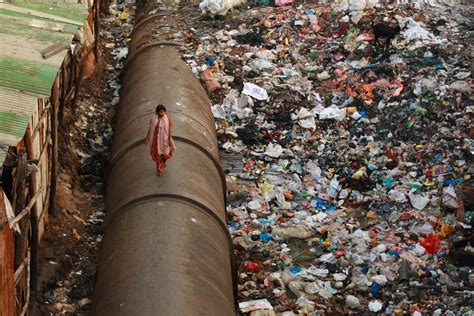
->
[41,43,69,59]
[72,214,87,226]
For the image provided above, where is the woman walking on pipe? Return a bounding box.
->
[145,104,176,176]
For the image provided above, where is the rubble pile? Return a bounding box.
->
[145,1,473,314]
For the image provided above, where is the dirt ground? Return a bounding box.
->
[30,16,118,316]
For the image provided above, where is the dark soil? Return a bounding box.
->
[30,16,118,316]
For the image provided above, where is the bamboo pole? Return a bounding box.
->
[94,0,101,64]
[13,149,29,268]
[8,189,43,229]
[20,251,30,316]
[13,255,28,287]
[49,99,59,214]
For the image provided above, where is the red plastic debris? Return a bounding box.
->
[246,261,261,272]
[419,234,440,254]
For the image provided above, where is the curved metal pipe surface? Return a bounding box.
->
[92,11,235,316]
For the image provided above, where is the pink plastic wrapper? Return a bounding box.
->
[442,186,459,209]
[335,68,345,78]
[360,32,375,41]
[311,23,321,32]
[275,0,294,6]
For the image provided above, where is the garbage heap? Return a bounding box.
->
[148,1,472,314]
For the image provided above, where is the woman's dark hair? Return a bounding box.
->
[155,104,166,113]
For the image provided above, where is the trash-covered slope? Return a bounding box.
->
[141,1,472,314]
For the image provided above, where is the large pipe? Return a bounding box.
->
[92,9,235,315]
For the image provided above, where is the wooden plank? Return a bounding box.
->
[50,78,60,214]
[25,123,41,294]
[94,1,100,64]
[38,152,47,213]
[32,101,46,219]
[59,62,68,117]
[8,189,43,230]
[13,149,30,271]
[37,185,50,242]
[32,105,50,141]
[50,93,59,214]
[35,130,51,167]
[38,186,50,222]
[41,43,69,60]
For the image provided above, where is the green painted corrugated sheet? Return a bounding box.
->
[0,112,29,139]
[10,0,88,21]
[0,57,58,96]
[0,86,39,147]
[0,0,89,165]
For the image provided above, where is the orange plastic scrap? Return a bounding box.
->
[366,210,377,218]
[361,83,374,101]
[346,86,358,97]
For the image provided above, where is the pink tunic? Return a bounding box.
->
[148,114,175,156]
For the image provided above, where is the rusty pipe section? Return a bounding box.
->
[92,10,235,316]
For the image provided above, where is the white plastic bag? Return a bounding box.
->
[402,18,436,42]
[264,143,284,158]
[242,82,269,101]
[319,106,346,121]
[199,0,246,15]
[409,192,430,210]
[348,0,366,12]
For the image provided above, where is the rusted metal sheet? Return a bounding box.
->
[0,190,15,316]
[92,10,235,315]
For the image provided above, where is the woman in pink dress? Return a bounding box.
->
[145,104,176,176]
